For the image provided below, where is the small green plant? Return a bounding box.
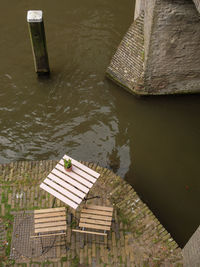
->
[64,159,72,169]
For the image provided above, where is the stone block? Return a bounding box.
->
[107,0,200,95]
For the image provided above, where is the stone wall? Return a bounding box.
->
[183,226,200,267]
[144,0,200,94]
[106,13,145,94]
[193,0,200,13]
[134,0,145,20]
[143,0,156,65]
[107,0,200,95]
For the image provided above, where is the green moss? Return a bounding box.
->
[42,260,52,266]
[71,256,79,267]
[61,256,67,262]
[141,50,145,61]
[1,191,6,203]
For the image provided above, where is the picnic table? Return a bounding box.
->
[40,155,100,210]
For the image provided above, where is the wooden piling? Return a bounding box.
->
[27,10,50,75]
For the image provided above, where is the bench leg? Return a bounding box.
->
[52,197,56,208]
[64,234,69,251]
[104,235,110,250]
[80,234,85,249]
[40,236,45,253]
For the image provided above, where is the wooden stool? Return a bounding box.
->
[31,207,67,253]
[72,204,113,248]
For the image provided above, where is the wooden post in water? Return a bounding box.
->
[27,10,50,75]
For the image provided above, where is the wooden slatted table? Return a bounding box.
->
[40,155,100,210]
[72,204,114,236]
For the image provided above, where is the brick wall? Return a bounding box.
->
[106,13,145,94]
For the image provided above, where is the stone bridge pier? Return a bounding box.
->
[107,0,200,95]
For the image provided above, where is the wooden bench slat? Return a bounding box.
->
[35,211,65,219]
[79,223,110,231]
[63,155,100,178]
[35,221,66,229]
[80,218,111,226]
[71,165,96,184]
[34,211,66,219]
[44,178,82,204]
[81,209,113,217]
[40,183,78,209]
[51,168,89,194]
[86,205,113,212]
[72,229,107,236]
[31,232,66,238]
[80,213,112,221]
[35,216,66,223]
[55,163,93,188]
[35,225,67,234]
[48,173,85,199]
[34,207,65,214]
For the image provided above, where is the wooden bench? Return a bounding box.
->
[31,207,67,238]
[72,205,113,247]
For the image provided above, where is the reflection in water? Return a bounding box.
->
[0,0,200,247]
[107,147,120,173]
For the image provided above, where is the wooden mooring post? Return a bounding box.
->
[27,10,50,75]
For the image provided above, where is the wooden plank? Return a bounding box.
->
[35,225,67,234]
[51,168,89,194]
[81,209,113,217]
[48,173,85,199]
[81,213,112,221]
[44,178,82,204]
[80,218,111,226]
[35,216,66,223]
[71,165,97,183]
[35,211,65,219]
[40,183,78,209]
[60,161,96,184]
[72,229,107,236]
[31,232,66,238]
[79,223,110,231]
[63,155,100,178]
[35,221,66,229]
[86,205,113,212]
[55,163,93,188]
[34,207,65,214]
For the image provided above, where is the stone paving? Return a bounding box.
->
[0,160,183,266]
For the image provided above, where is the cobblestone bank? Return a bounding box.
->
[0,160,183,266]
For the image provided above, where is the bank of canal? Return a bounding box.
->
[0,160,182,266]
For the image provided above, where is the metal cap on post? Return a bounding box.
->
[27,10,50,75]
[27,10,43,23]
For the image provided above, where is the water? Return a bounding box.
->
[0,0,199,247]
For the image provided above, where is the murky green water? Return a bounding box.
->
[0,0,199,247]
